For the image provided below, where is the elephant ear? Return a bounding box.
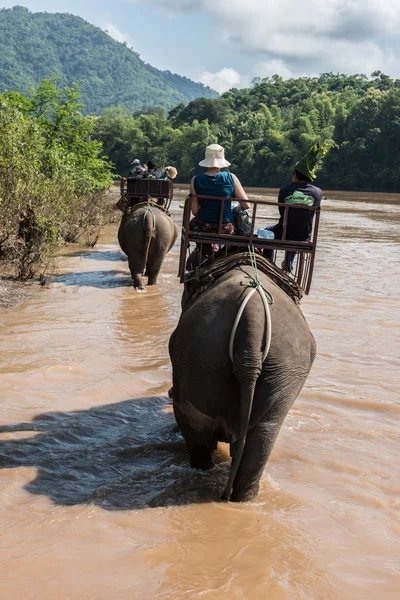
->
[295,140,336,181]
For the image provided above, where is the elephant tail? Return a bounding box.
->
[142,206,156,272]
[221,377,258,501]
[222,289,268,501]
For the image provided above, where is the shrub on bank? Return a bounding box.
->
[0,80,114,279]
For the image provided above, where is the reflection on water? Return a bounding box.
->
[0,188,399,599]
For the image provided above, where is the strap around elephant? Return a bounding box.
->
[143,206,156,229]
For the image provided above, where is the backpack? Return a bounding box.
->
[232,205,252,236]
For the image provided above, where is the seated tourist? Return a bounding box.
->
[264,142,331,272]
[189,144,249,242]
[143,159,164,179]
[155,166,177,206]
[129,158,144,176]
[164,166,177,180]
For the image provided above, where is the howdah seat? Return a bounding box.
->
[178,194,321,295]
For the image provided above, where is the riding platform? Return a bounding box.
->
[178,194,321,295]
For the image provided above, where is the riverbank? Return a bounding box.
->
[0,190,120,309]
[0,278,37,309]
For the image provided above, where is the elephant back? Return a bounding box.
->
[183,251,303,309]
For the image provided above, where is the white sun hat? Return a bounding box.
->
[130,158,140,165]
[199,144,231,168]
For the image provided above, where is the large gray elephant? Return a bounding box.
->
[118,203,178,290]
[169,255,316,502]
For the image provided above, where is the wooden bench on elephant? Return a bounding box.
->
[120,178,174,211]
[178,194,321,295]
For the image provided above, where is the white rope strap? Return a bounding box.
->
[229,247,274,363]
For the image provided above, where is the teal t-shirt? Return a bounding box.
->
[194,172,235,223]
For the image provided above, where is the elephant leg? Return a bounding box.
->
[128,255,146,291]
[147,249,167,286]
[189,445,215,471]
[230,413,286,502]
[147,273,159,286]
[173,399,217,471]
[132,273,145,290]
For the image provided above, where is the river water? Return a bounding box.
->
[0,187,399,599]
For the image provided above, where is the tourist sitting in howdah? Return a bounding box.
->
[189,144,250,238]
[144,159,163,179]
[263,141,331,271]
[129,158,144,176]
[128,158,178,183]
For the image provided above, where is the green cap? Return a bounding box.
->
[295,140,335,181]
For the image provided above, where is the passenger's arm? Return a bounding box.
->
[232,174,250,209]
[189,176,199,216]
[278,187,285,217]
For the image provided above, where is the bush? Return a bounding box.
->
[0,80,114,279]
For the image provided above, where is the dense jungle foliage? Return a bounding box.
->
[0,6,217,114]
[0,80,113,279]
[95,72,400,191]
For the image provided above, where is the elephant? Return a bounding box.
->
[169,256,316,502]
[118,203,178,290]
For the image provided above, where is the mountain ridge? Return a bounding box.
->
[0,6,218,113]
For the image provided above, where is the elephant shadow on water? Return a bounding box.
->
[50,269,131,289]
[0,398,231,510]
[66,249,128,262]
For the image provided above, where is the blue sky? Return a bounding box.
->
[1,0,399,91]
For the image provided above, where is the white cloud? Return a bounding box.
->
[200,68,243,93]
[254,60,296,80]
[103,22,132,46]
[140,0,400,77]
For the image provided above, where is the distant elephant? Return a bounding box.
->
[118,203,178,290]
[169,256,316,502]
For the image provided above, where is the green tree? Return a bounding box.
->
[0,80,113,278]
[94,72,400,191]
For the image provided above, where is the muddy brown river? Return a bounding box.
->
[0,187,399,599]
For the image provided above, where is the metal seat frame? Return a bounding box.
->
[178,195,321,294]
[120,178,174,211]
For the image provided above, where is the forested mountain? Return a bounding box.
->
[0,6,217,113]
[95,72,400,191]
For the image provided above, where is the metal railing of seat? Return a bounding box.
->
[120,178,174,211]
[178,194,321,295]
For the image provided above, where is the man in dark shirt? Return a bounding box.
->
[264,143,328,272]
[275,170,322,241]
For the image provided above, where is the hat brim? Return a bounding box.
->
[198,158,231,168]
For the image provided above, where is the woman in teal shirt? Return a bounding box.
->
[189,144,250,236]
